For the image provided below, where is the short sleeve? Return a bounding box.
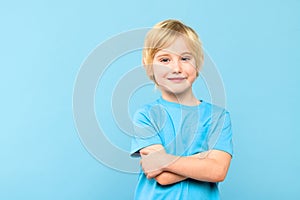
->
[211,111,233,156]
[130,108,162,157]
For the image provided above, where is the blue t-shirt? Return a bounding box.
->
[131,97,233,200]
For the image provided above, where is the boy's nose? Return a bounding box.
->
[171,61,182,73]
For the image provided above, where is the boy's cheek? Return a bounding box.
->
[153,64,171,72]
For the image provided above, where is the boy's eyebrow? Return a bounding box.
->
[155,51,193,57]
[155,53,171,58]
[180,52,193,56]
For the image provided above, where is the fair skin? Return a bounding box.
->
[140,37,232,185]
[151,36,199,106]
[140,145,231,185]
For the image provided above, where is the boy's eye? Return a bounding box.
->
[181,57,191,61]
[160,58,170,63]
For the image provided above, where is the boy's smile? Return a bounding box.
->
[167,76,187,83]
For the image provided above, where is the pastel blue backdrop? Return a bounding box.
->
[1,0,299,199]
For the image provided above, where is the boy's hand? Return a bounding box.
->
[140,148,175,179]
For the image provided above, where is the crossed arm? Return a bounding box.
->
[139,144,232,186]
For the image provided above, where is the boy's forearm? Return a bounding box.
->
[140,145,230,184]
[155,171,187,185]
[153,153,206,185]
[163,150,231,183]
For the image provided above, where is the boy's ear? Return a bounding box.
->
[196,67,201,77]
[142,58,147,71]
[142,58,146,66]
[196,63,203,77]
[142,58,153,76]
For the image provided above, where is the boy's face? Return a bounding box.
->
[152,36,198,97]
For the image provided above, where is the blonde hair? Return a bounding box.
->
[142,19,204,81]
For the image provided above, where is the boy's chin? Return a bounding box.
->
[161,87,192,97]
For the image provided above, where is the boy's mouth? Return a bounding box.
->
[167,77,186,82]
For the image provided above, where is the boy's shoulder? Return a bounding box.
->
[203,101,228,113]
[136,98,162,112]
[133,98,163,119]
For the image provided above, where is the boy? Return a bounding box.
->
[131,19,233,200]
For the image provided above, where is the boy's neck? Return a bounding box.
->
[161,90,200,106]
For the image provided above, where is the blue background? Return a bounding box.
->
[1,0,299,199]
